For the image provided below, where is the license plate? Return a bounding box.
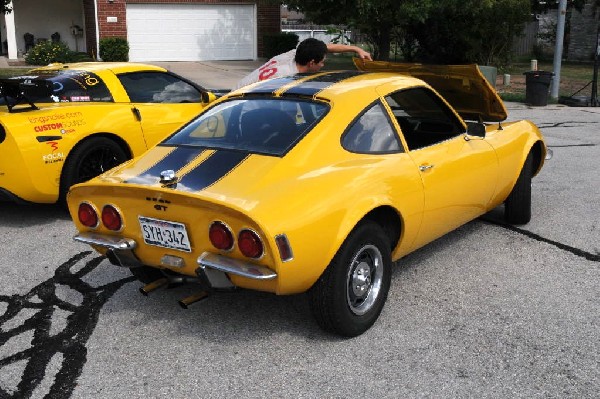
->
[139,216,191,252]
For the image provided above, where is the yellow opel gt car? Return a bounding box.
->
[67,62,550,336]
[0,62,217,204]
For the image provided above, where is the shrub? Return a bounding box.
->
[99,37,129,62]
[263,32,299,59]
[25,41,74,65]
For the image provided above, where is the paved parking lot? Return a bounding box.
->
[0,62,599,398]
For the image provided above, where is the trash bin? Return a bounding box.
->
[523,71,554,106]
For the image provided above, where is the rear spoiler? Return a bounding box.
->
[0,78,53,113]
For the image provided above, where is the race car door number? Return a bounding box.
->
[139,216,191,252]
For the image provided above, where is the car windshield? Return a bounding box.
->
[163,98,330,156]
[2,70,113,103]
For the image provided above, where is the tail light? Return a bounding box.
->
[209,221,234,250]
[78,202,98,228]
[101,205,122,231]
[238,229,263,258]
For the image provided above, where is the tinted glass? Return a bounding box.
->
[5,70,113,103]
[118,72,202,103]
[385,88,464,150]
[164,98,329,156]
[342,102,402,153]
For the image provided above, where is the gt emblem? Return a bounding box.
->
[159,169,178,188]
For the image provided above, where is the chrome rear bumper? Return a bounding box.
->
[73,233,278,282]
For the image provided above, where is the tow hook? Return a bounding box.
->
[139,278,168,296]
[178,291,209,309]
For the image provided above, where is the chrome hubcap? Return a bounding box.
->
[346,244,383,316]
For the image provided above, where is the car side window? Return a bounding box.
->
[384,88,464,151]
[341,102,403,154]
[118,72,202,103]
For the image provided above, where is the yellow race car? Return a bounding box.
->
[0,62,217,204]
[67,61,550,337]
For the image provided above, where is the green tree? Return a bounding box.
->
[282,0,532,64]
[283,0,434,60]
[408,0,531,65]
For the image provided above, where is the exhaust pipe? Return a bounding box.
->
[139,278,168,296]
[178,291,209,309]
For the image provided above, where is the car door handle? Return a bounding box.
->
[131,107,142,122]
[419,164,434,171]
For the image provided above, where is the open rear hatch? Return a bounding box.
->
[354,58,507,122]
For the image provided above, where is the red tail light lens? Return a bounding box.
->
[78,202,98,228]
[238,229,263,258]
[101,205,122,231]
[209,221,234,250]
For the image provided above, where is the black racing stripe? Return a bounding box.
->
[282,71,365,96]
[243,75,305,94]
[125,146,204,185]
[176,150,249,192]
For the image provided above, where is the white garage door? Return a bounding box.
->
[126,4,256,61]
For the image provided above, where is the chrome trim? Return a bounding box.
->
[74,232,136,250]
[197,252,277,280]
[73,232,142,268]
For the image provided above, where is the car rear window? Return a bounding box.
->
[163,98,330,156]
[7,70,113,103]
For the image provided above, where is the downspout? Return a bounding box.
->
[94,0,100,60]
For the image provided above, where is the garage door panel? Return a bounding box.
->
[126,4,255,61]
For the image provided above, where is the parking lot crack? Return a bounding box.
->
[483,220,600,262]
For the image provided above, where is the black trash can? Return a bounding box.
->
[523,71,554,106]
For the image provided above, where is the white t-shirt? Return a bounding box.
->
[233,49,299,90]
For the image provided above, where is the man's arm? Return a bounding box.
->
[326,44,373,61]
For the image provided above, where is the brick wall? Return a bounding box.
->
[90,0,280,58]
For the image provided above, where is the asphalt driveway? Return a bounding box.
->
[0,63,598,398]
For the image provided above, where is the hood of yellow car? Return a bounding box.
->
[353,58,507,122]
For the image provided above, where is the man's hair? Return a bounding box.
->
[294,38,328,66]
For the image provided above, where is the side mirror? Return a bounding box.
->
[466,122,486,138]
[201,91,218,104]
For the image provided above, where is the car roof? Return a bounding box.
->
[29,62,168,75]
[232,71,425,103]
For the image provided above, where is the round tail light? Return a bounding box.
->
[238,229,263,258]
[209,221,234,250]
[101,205,122,231]
[78,202,98,228]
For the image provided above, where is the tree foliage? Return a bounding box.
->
[283,0,434,60]
[408,0,532,65]
[281,0,597,65]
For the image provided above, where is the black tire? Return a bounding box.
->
[59,137,128,204]
[505,151,533,224]
[130,266,165,284]
[309,221,392,337]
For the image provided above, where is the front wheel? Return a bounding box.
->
[309,221,392,337]
[505,152,533,224]
[59,137,128,204]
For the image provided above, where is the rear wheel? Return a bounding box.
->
[505,152,533,224]
[59,137,128,204]
[309,221,392,337]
